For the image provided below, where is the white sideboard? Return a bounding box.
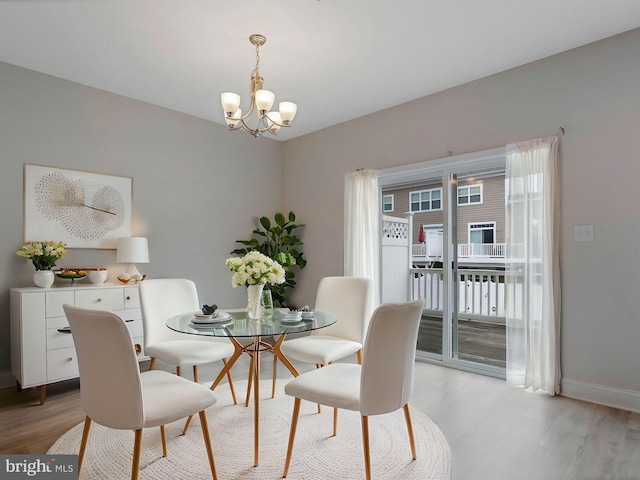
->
[10,282,147,404]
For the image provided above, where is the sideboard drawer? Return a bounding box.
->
[46,315,69,330]
[75,288,124,311]
[124,287,140,309]
[47,328,74,350]
[126,318,144,338]
[45,291,75,318]
[47,347,79,382]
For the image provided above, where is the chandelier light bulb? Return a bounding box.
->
[221,92,241,117]
[279,102,297,124]
[255,89,275,115]
[225,108,242,127]
[267,112,282,133]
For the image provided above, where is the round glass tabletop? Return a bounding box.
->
[166,309,337,338]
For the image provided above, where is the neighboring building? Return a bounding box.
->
[382,172,506,266]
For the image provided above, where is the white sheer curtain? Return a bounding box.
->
[344,169,380,312]
[505,137,561,395]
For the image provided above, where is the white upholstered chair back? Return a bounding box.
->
[312,276,373,343]
[359,298,424,416]
[139,279,201,348]
[63,305,145,430]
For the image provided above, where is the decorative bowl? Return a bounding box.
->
[87,268,108,284]
[55,269,87,284]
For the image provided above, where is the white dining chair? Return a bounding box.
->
[282,298,424,480]
[139,279,237,403]
[63,305,219,480]
[272,276,372,396]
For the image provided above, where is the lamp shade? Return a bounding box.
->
[117,237,149,264]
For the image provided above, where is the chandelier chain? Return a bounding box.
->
[250,42,261,88]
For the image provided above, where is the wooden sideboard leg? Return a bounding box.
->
[16,380,22,393]
[39,385,46,405]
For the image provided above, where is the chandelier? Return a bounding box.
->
[221,34,297,138]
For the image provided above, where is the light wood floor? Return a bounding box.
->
[2,356,639,480]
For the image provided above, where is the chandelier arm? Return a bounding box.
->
[264,112,289,128]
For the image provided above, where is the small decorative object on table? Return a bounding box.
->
[16,240,67,288]
[202,304,218,315]
[226,250,286,319]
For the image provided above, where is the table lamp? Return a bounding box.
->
[116,237,149,282]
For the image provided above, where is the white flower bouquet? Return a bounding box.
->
[225,251,286,287]
[16,241,67,271]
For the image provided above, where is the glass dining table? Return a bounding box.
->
[166,308,337,467]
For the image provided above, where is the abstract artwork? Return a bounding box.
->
[24,164,132,249]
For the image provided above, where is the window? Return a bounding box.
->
[469,222,496,244]
[409,188,442,212]
[382,194,394,212]
[458,184,483,205]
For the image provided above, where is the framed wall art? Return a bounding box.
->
[24,164,133,249]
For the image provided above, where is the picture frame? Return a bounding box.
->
[24,164,133,249]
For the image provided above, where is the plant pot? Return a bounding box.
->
[33,270,55,288]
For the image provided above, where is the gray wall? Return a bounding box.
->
[3,28,640,411]
[283,29,640,409]
[0,61,284,380]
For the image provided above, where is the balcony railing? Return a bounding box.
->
[412,242,526,260]
[411,266,524,325]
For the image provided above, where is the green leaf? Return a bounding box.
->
[275,213,286,227]
[259,217,271,230]
[289,211,296,222]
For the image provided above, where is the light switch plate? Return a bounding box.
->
[574,224,594,242]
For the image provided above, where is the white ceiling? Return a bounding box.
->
[1,1,639,141]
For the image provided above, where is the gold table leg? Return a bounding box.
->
[226,333,299,468]
[253,336,260,467]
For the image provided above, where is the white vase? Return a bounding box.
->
[33,270,55,288]
[247,284,264,320]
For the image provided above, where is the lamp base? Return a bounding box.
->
[117,263,145,283]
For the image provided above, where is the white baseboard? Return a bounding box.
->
[561,378,640,414]
[0,371,16,390]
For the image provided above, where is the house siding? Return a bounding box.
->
[382,174,505,244]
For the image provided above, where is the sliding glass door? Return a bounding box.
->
[449,167,506,373]
[379,148,506,377]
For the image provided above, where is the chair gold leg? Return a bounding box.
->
[403,403,417,460]
[131,429,143,480]
[193,365,199,383]
[357,349,363,365]
[149,357,156,370]
[176,366,181,376]
[78,416,92,475]
[181,416,193,436]
[198,410,218,480]
[316,364,323,414]
[333,407,338,436]
[283,397,301,478]
[160,425,167,457]
[361,415,371,480]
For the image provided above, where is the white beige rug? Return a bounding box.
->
[48,380,451,479]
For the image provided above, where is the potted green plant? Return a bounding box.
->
[230,212,306,307]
